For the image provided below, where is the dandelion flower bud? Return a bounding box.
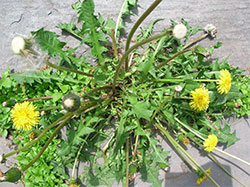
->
[204,24,217,38]
[173,24,187,40]
[2,99,16,108]
[0,168,22,183]
[62,93,81,112]
[175,85,183,92]
[11,36,26,54]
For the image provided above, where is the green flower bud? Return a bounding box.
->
[62,93,81,112]
[177,134,185,142]
[4,168,22,183]
[2,99,16,108]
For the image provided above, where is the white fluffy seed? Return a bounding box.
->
[173,24,187,40]
[11,36,26,54]
[63,98,74,108]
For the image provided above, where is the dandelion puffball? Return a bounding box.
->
[173,24,187,40]
[11,36,25,54]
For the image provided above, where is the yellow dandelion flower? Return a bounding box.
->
[197,169,211,185]
[217,69,232,94]
[189,87,210,112]
[69,184,80,187]
[203,134,218,152]
[10,102,40,131]
[183,137,190,145]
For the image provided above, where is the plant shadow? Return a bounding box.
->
[164,162,233,187]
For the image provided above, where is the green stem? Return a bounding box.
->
[179,128,247,187]
[46,61,93,77]
[113,30,171,90]
[36,106,61,112]
[154,120,220,186]
[21,113,73,172]
[3,112,72,159]
[175,117,250,168]
[86,85,113,95]
[174,117,206,140]
[125,0,163,71]
[111,29,118,59]
[72,143,84,180]
[132,135,140,161]
[176,118,250,176]
[209,153,248,187]
[126,138,129,187]
[155,48,193,70]
[72,103,109,179]
[175,96,192,100]
[3,102,97,159]
[22,96,53,102]
[214,148,250,167]
[183,33,208,50]
[154,79,218,83]
[145,95,172,127]
[166,131,197,171]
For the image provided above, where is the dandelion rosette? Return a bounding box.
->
[10,101,40,131]
[189,87,210,112]
[196,169,211,185]
[217,69,232,94]
[203,134,218,152]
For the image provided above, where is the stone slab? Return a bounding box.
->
[0,0,250,186]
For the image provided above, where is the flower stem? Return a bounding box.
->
[126,138,129,187]
[22,96,53,102]
[213,148,250,167]
[175,117,250,168]
[21,113,73,172]
[166,131,197,171]
[72,142,84,180]
[36,106,61,112]
[46,61,93,77]
[125,0,163,71]
[175,96,192,100]
[209,153,248,187]
[3,112,72,159]
[174,117,206,140]
[132,135,140,161]
[113,30,171,90]
[145,95,172,127]
[154,120,220,186]
[154,79,218,83]
[155,48,193,70]
[182,33,208,50]
[178,128,247,187]
[111,29,118,59]
[86,85,113,95]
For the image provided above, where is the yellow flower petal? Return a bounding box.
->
[69,184,80,187]
[203,134,218,152]
[189,87,210,112]
[10,102,40,131]
[217,69,232,94]
[196,169,211,185]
